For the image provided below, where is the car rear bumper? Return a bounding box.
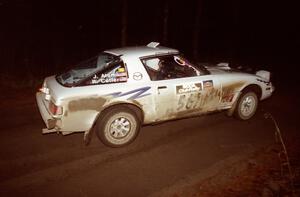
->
[36,92,59,133]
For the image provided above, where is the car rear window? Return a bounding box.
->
[56,53,124,87]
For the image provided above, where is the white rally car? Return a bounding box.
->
[36,42,274,147]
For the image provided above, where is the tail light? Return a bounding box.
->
[39,82,51,100]
[39,81,49,94]
[49,101,63,115]
[39,87,48,94]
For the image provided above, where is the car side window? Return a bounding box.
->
[142,55,199,81]
[83,62,128,85]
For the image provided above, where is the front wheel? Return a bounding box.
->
[96,106,141,147]
[235,91,258,120]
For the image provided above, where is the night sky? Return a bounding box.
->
[0,0,299,85]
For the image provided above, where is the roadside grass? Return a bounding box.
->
[170,112,300,197]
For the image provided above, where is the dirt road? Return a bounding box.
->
[0,88,292,196]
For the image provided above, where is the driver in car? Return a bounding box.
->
[144,58,169,80]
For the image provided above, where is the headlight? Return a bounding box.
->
[256,70,270,82]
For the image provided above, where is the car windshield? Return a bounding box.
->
[56,53,120,87]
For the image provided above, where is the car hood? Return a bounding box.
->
[205,64,272,84]
[206,65,244,75]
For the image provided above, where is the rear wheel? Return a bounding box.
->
[235,91,258,120]
[96,106,141,147]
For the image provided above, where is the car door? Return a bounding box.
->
[152,76,222,121]
[142,55,222,121]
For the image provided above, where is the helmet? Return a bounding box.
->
[145,58,160,71]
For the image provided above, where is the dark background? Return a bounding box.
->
[0,0,299,87]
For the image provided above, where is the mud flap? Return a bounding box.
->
[83,129,93,146]
[227,92,241,116]
[42,128,59,134]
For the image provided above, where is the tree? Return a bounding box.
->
[193,0,202,60]
[121,0,128,46]
[162,0,169,45]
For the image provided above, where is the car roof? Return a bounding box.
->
[104,45,179,59]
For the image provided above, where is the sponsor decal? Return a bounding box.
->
[91,72,127,84]
[133,72,143,80]
[174,56,186,66]
[110,86,151,100]
[173,55,200,76]
[176,83,202,94]
[203,80,213,89]
[117,67,125,73]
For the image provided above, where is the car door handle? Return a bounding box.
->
[158,86,167,89]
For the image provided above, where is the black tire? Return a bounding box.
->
[234,91,258,120]
[95,106,141,147]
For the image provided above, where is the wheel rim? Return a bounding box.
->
[109,117,131,139]
[240,95,256,117]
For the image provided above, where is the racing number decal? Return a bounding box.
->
[176,82,203,111]
[176,81,215,111]
[186,93,200,109]
[177,94,186,110]
[177,93,202,111]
